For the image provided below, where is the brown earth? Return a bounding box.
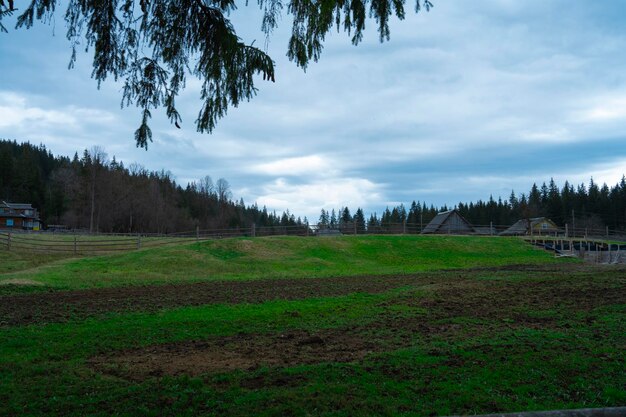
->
[87,264,626,379]
[90,329,380,379]
[0,272,442,327]
[1,263,622,327]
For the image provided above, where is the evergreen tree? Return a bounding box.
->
[318,209,329,227]
[528,184,541,217]
[354,208,366,233]
[3,138,626,234]
[546,178,561,222]
[340,207,352,225]
[367,213,380,230]
[407,201,420,225]
[2,0,433,147]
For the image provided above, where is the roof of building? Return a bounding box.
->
[422,209,475,234]
[1,201,35,209]
[500,217,558,236]
[0,201,40,220]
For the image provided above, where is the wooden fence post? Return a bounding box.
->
[251,223,256,237]
[196,226,200,241]
[7,232,10,251]
[74,235,77,255]
[137,234,141,250]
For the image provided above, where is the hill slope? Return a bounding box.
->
[0,235,569,290]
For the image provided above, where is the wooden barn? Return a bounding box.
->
[500,217,559,236]
[421,209,475,235]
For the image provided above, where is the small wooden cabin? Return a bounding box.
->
[421,209,475,235]
[500,217,559,236]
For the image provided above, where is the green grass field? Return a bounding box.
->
[0,235,623,416]
[0,235,568,290]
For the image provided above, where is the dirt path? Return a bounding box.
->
[1,264,621,327]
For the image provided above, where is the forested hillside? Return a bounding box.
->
[2,139,625,233]
[0,140,301,233]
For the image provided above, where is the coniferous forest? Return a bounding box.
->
[1,139,625,233]
[0,140,302,233]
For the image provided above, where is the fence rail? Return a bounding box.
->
[1,222,625,255]
[0,231,197,254]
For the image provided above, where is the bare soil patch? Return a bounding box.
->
[89,329,378,379]
[1,263,621,327]
[0,273,439,326]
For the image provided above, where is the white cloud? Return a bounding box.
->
[0,92,118,130]
[581,97,626,122]
[1,1,626,218]
[254,177,384,219]
[519,128,571,143]
[579,158,626,186]
[0,92,75,128]
[251,155,338,177]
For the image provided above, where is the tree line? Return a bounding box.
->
[2,139,625,233]
[0,140,306,233]
[318,177,626,232]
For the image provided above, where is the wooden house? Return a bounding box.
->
[0,201,41,230]
[421,209,475,234]
[500,217,559,236]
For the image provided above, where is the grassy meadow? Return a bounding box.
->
[0,235,623,416]
[0,235,567,290]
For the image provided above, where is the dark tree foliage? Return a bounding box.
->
[0,0,433,148]
[353,207,365,232]
[0,139,298,232]
[321,177,626,234]
[5,140,624,234]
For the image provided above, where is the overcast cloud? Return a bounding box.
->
[1,1,625,220]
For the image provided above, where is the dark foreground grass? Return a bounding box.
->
[0,235,570,290]
[0,266,623,416]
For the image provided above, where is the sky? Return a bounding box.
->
[1,0,626,220]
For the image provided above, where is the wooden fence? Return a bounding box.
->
[1,222,625,255]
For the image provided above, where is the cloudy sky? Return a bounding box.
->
[1,0,626,220]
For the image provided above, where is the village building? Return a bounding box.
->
[421,209,475,234]
[500,217,559,236]
[0,201,41,230]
